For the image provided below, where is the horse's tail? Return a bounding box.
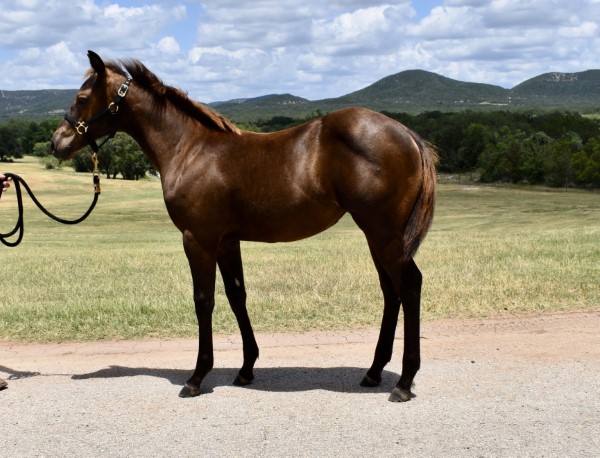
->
[402,133,438,261]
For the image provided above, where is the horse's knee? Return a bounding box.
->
[193,295,215,316]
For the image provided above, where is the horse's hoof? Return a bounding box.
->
[178,383,201,398]
[360,374,381,387]
[233,372,254,386]
[388,387,414,402]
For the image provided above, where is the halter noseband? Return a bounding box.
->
[64,77,132,153]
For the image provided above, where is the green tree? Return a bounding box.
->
[520,132,553,184]
[0,124,21,161]
[532,111,599,143]
[73,133,153,180]
[31,141,51,157]
[457,123,493,172]
[71,148,95,173]
[21,117,60,155]
[545,132,582,188]
[478,127,526,183]
[503,130,527,182]
[572,137,600,188]
[110,133,153,180]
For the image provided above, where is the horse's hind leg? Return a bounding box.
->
[392,258,422,402]
[360,243,402,388]
[360,235,422,402]
[217,241,259,386]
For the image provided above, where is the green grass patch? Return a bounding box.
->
[1,157,598,342]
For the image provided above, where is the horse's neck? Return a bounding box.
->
[123,102,198,174]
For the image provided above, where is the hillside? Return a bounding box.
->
[213,69,600,121]
[0,89,75,121]
[332,70,510,109]
[210,93,311,121]
[3,69,600,122]
[511,70,600,106]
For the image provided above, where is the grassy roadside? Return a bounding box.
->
[1,157,598,342]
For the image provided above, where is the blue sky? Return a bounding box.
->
[1,1,599,102]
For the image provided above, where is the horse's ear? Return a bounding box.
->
[87,50,106,76]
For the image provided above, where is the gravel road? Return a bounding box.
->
[1,311,599,457]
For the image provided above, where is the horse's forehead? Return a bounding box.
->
[80,72,97,90]
[79,69,118,92]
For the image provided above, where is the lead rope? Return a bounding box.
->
[0,153,101,247]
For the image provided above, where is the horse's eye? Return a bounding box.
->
[77,97,89,106]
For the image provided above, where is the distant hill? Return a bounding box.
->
[511,70,600,106]
[3,69,600,122]
[211,69,600,121]
[0,89,75,121]
[211,93,310,108]
[209,93,311,121]
[333,70,509,109]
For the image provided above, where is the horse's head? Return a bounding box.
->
[51,51,130,160]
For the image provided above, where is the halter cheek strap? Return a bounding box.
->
[64,78,132,153]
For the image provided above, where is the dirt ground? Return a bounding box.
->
[1,311,599,457]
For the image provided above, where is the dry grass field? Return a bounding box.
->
[1,157,598,342]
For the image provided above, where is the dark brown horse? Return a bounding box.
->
[51,51,437,402]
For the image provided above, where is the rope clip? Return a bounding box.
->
[91,153,101,194]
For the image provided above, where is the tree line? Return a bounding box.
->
[1,110,599,188]
[383,110,600,188]
[0,117,153,180]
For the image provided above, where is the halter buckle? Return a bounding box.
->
[117,81,130,97]
[75,121,89,135]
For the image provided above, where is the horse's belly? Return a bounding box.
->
[238,205,345,243]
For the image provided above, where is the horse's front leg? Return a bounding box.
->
[179,231,218,398]
[217,241,259,386]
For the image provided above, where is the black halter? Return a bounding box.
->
[64,77,132,153]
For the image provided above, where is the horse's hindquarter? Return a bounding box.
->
[320,108,424,220]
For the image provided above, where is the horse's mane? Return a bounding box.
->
[102,59,240,135]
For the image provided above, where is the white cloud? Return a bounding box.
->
[158,37,181,54]
[559,21,598,38]
[0,0,186,90]
[399,0,600,88]
[2,42,81,89]
[0,0,96,49]
[1,0,600,102]
[312,5,413,56]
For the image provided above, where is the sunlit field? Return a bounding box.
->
[1,157,598,342]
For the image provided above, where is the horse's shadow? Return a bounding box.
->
[70,365,399,395]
